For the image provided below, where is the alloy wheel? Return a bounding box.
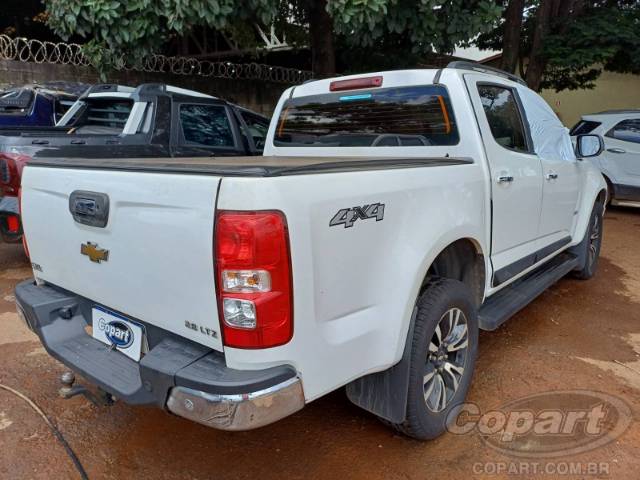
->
[423,307,469,412]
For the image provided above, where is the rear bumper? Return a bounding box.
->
[15,280,304,430]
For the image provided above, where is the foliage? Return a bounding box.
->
[45,0,279,70]
[476,0,640,91]
[44,0,503,74]
[542,4,640,90]
[328,0,502,55]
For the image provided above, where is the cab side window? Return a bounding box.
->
[240,111,269,151]
[478,85,529,153]
[606,119,640,144]
[179,104,235,147]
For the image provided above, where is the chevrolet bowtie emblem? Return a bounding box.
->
[80,242,109,263]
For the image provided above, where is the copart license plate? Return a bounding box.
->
[92,306,145,361]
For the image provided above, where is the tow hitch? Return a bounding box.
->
[58,371,115,406]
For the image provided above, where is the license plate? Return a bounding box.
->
[92,307,145,361]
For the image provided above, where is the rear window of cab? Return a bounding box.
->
[274,85,459,147]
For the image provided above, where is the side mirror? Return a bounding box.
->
[575,134,604,159]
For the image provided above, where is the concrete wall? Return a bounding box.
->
[541,71,640,128]
[0,59,288,115]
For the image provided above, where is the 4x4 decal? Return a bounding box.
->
[330,203,385,228]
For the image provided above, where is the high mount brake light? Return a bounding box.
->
[329,76,383,92]
[215,211,293,349]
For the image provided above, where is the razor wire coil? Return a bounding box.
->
[0,35,312,84]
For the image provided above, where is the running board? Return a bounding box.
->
[479,253,580,331]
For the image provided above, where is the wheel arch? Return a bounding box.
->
[574,169,607,246]
[419,237,486,308]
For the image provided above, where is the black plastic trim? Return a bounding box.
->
[448,61,527,86]
[27,156,474,177]
[14,280,297,407]
[613,183,640,202]
[493,235,572,287]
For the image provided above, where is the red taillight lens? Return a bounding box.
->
[0,153,30,196]
[215,211,293,349]
[6,215,19,233]
[329,76,383,92]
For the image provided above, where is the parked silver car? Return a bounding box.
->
[571,110,640,207]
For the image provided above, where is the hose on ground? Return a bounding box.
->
[0,383,89,480]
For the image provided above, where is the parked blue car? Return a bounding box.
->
[0,85,81,127]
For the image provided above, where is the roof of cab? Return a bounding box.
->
[289,61,526,98]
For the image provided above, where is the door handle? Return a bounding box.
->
[545,172,558,180]
[497,175,514,183]
[607,148,626,154]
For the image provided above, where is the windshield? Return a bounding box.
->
[274,85,459,147]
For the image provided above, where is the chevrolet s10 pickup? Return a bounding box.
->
[15,62,606,439]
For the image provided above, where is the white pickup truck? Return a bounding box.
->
[15,62,607,440]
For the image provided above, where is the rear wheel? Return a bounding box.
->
[388,278,478,440]
[573,201,604,280]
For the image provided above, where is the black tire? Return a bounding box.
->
[389,278,478,440]
[573,201,604,280]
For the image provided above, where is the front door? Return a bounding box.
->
[465,75,543,286]
[517,89,580,252]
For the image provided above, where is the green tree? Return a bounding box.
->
[478,0,640,91]
[44,0,503,77]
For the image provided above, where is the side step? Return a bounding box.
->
[479,253,580,331]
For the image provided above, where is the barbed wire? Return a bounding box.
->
[0,35,313,84]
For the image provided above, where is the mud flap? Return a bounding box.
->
[345,307,417,423]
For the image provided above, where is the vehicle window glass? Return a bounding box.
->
[67,98,134,133]
[477,85,528,152]
[180,104,235,147]
[0,88,34,115]
[53,99,76,123]
[240,111,269,150]
[570,120,601,136]
[606,119,640,144]
[274,85,459,147]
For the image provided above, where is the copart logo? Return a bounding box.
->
[98,318,134,348]
[447,390,632,458]
[330,203,385,228]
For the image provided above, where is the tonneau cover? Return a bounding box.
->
[27,155,473,177]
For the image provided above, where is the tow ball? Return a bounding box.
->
[58,371,115,406]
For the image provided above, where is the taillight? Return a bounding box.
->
[0,153,30,196]
[215,211,293,349]
[6,215,19,233]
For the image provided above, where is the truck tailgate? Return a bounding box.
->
[21,165,224,351]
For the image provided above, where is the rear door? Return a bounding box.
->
[465,75,543,286]
[21,165,224,351]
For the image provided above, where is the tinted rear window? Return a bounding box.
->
[570,120,601,136]
[274,85,458,147]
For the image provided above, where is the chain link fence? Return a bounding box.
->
[0,35,313,84]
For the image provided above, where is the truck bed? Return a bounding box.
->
[28,155,473,177]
